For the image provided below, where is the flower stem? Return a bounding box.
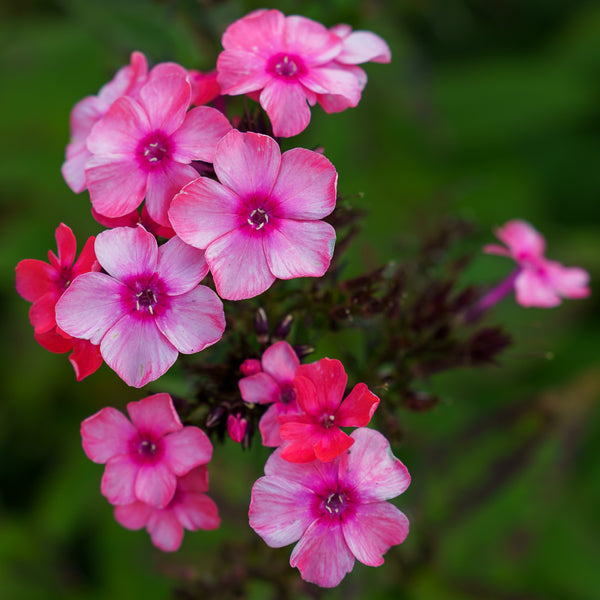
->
[464,268,520,323]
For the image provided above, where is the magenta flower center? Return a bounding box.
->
[280,384,296,405]
[324,492,345,516]
[132,282,161,316]
[138,439,157,459]
[138,133,170,170]
[267,53,305,78]
[247,207,269,231]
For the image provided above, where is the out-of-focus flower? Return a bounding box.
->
[278,357,379,463]
[81,393,213,509]
[169,129,337,300]
[239,341,301,447]
[484,219,590,308]
[85,63,231,226]
[227,413,248,443]
[249,428,410,587]
[56,225,225,387]
[114,465,220,552]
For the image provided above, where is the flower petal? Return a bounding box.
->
[545,262,591,299]
[146,509,184,552]
[156,235,208,296]
[514,268,561,308]
[336,383,379,427]
[336,30,392,64]
[135,460,177,508]
[162,427,213,476]
[258,404,285,447]
[313,428,354,463]
[101,454,139,505]
[81,406,137,463]
[296,358,348,414]
[216,50,272,95]
[114,501,153,530]
[239,372,281,405]
[15,259,55,302]
[126,393,182,438]
[495,219,546,259]
[259,79,312,137]
[69,339,103,381]
[174,492,220,531]
[261,340,299,384]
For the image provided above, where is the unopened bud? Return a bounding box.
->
[205,404,227,428]
[240,358,262,376]
[273,314,294,339]
[227,413,247,444]
[254,307,269,345]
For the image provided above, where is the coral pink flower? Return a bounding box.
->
[169,129,337,300]
[81,393,214,509]
[249,427,410,587]
[278,358,379,463]
[239,341,301,447]
[114,465,220,552]
[484,219,591,308]
[15,223,103,380]
[85,62,232,226]
[62,51,149,193]
[217,9,362,137]
[56,225,225,388]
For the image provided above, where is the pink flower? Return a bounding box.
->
[114,465,220,552]
[56,225,225,388]
[169,129,337,300]
[188,69,221,106]
[15,223,103,380]
[484,219,591,307]
[62,51,149,193]
[91,204,176,239]
[85,63,232,226]
[81,393,214,509]
[239,341,301,447]
[217,9,362,137]
[249,427,410,587]
[278,358,379,463]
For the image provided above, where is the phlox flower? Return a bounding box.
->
[278,358,379,463]
[62,51,148,194]
[56,225,225,388]
[81,393,214,509]
[169,129,337,300]
[484,219,591,308]
[114,465,220,552]
[249,427,410,588]
[217,9,362,137]
[239,341,301,447]
[91,204,176,240]
[85,62,232,226]
[15,222,102,380]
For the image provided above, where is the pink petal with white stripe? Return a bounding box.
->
[300,66,361,104]
[283,15,341,64]
[156,235,208,296]
[81,406,138,463]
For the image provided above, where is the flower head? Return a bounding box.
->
[249,428,410,587]
[85,63,232,226]
[56,225,225,387]
[114,465,220,552]
[81,393,214,509]
[169,129,337,300]
[484,219,590,307]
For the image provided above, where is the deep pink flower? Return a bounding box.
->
[62,51,149,194]
[56,225,225,388]
[85,62,232,226]
[188,69,221,106]
[239,341,301,447]
[278,358,379,463]
[227,413,248,444]
[217,9,362,137]
[169,129,337,300]
[81,393,214,509]
[249,427,410,587]
[15,223,102,380]
[114,465,220,552]
[484,219,591,307]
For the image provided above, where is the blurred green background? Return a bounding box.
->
[1,0,599,598]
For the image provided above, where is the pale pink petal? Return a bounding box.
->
[156,235,208,295]
[162,427,213,476]
[514,268,562,307]
[144,161,199,227]
[81,406,138,463]
[214,130,281,200]
[336,31,391,64]
[86,96,149,156]
[114,501,153,530]
[68,95,103,142]
[318,67,367,113]
[299,66,362,104]
[249,476,315,547]
[135,460,177,508]
[342,502,409,567]
[260,79,312,137]
[97,50,148,106]
[55,273,128,345]
[205,228,275,301]
[95,225,157,282]
[336,383,379,427]
[86,156,147,218]
[62,120,93,189]
[174,493,220,531]
[239,372,281,405]
[264,447,339,491]
[290,517,355,588]
[216,50,272,95]
[155,286,225,354]
[340,428,411,502]
[101,454,139,505]
[15,259,55,302]
[270,148,337,220]
[261,340,299,384]
[169,177,243,249]
[146,510,184,552]
[126,393,182,438]
[545,262,591,299]
[264,218,335,280]
[495,220,545,259]
[221,9,284,53]
[296,358,348,414]
[170,106,232,163]
[138,63,191,133]
[283,16,342,64]
[99,315,179,387]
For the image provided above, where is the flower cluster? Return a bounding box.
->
[15,6,591,593]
